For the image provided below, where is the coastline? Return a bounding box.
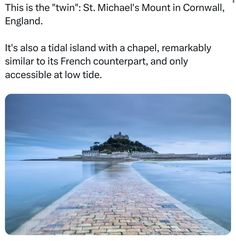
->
[22,155,231,162]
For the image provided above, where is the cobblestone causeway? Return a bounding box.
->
[14,163,227,235]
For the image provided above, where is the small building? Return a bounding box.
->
[113,132,129,140]
[111,152,129,158]
[82,150,99,157]
[131,152,158,158]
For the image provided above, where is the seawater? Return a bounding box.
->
[6,159,231,233]
[5,160,111,233]
[133,160,231,230]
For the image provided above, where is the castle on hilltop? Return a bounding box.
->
[113,132,129,140]
[81,132,157,158]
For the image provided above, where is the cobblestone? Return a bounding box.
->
[14,163,226,235]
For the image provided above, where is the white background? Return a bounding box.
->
[0,0,235,240]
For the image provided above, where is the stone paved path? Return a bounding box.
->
[14,163,227,235]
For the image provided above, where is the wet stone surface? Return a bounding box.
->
[15,164,219,235]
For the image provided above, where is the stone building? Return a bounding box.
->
[82,150,99,157]
[113,132,129,140]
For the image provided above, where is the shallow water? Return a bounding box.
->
[6,159,231,233]
[133,160,231,230]
[5,160,111,233]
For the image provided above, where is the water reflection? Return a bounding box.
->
[133,160,231,230]
[102,162,130,178]
[81,161,111,178]
[5,160,110,233]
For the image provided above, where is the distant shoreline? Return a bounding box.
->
[22,155,231,162]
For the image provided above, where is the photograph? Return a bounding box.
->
[5,94,231,235]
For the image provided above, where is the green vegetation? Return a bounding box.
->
[90,137,156,153]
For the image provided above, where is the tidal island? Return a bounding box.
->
[55,132,230,161]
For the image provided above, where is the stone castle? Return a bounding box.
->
[113,132,129,140]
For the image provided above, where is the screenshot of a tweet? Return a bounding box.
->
[0,0,235,240]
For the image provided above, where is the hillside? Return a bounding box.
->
[90,137,156,153]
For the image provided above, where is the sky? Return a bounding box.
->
[5,94,231,160]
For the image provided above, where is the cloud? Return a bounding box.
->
[6,146,82,160]
[151,140,231,154]
[5,95,231,159]
[6,130,31,139]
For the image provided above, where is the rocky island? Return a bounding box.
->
[89,132,156,153]
[56,132,230,161]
